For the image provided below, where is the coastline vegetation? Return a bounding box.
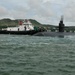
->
[0,18,75,32]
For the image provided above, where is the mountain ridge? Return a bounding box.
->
[0,18,75,31]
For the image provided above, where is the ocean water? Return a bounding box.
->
[0,34,75,75]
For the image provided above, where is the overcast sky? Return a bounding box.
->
[0,0,75,26]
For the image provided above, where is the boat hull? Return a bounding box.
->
[0,30,41,35]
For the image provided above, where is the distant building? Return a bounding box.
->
[59,16,65,32]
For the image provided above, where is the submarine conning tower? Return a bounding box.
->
[59,16,65,32]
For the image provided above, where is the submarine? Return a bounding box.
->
[34,16,75,37]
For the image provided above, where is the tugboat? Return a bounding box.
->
[0,19,42,35]
[6,19,34,31]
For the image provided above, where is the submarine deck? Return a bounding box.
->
[33,31,75,37]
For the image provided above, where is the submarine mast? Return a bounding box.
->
[59,16,65,32]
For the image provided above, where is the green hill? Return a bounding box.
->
[0,18,75,31]
[0,18,18,28]
[0,18,54,29]
[29,19,41,25]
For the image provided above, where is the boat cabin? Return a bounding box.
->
[4,19,34,31]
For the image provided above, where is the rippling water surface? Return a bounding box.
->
[0,34,75,75]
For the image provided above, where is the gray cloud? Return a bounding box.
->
[0,0,75,25]
[0,5,15,19]
[63,1,75,21]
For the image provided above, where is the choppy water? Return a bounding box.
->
[0,35,75,75]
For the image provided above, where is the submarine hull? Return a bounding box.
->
[33,31,75,37]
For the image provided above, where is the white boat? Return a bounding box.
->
[2,19,34,31]
[1,19,43,35]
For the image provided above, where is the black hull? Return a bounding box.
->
[34,31,75,37]
[0,30,42,35]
